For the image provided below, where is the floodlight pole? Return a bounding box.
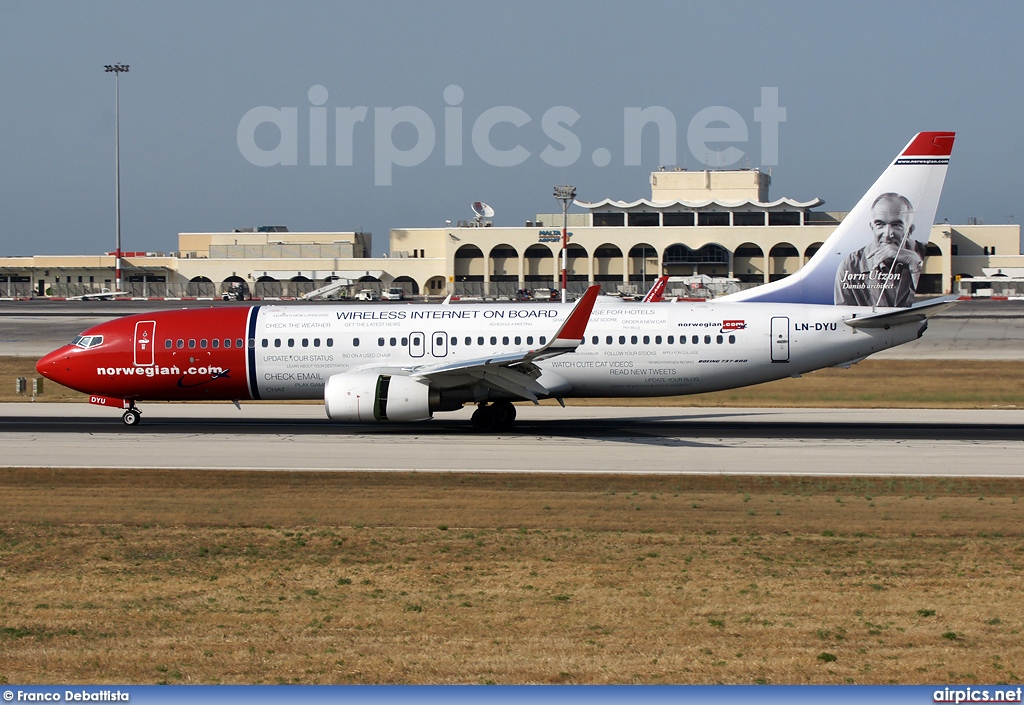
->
[104,63,129,293]
[554,185,576,304]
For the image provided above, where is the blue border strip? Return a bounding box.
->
[246,305,261,400]
[2,685,1020,704]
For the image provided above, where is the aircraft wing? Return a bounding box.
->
[395,285,600,401]
[843,296,959,329]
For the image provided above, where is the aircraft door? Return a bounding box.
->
[409,332,425,358]
[431,331,448,358]
[770,316,790,363]
[134,320,157,366]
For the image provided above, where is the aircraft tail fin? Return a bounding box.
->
[720,132,955,308]
[642,276,669,303]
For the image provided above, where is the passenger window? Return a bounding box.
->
[287,339,295,348]
[451,337,457,346]
[704,335,711,344]
[390,337,397,346]
[237,339,244,349]
[643,335,650,344]
[716,335,723,344]
[188,339,196,349]
[464,337,471,345]
[274,339,281,348]
[200,339,208,349]
[539,336,546,344]
[223,339,231,349]
[490,336,497,345]
[313,338,320,347]
[655,336,662,344]
[729,335,736,344]
[164,339,172,349]
[378,337,385,347]
[692,335,699,344]
[211,339,219,349]
[667,335,674,344]
[261,339,268,348]
[514,336,521,345]
[328,338,334,347]
[619,336,626,344]
[502,336,509,345]
[436,336,444,346]
[402,337,408,346]
[528,336,535,345]
[631,335,638,344]
[606,336,613,345]
[350,339,356,347]
[478,337,484,345]
[302,338,309,347]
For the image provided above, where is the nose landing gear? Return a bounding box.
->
[470,401,517,432]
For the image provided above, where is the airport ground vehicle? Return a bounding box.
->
[382,287,405,301]
[354,289,379,301]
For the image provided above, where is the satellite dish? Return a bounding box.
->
[472,201,495,219]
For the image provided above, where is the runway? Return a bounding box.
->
[2,403,1022,476]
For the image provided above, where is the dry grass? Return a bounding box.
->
[5,355,1024,408]
[2,470,1023,685]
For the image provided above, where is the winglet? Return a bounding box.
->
[532,285,600,358]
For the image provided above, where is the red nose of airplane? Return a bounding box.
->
[36,346,76,388]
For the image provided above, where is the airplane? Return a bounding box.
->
[68,289,127,301]
[595,275,668,305]
[37,132,957,432]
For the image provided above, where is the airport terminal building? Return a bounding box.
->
[1,169,1020,299]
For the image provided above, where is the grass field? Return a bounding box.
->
[5,356,1024,408]
[2,470,1023,685]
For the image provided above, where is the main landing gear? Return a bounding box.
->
[470,401,517,433]
[121,403,142,427]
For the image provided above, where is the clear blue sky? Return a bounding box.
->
[1,0,1021,257]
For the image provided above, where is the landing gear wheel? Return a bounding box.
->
[493,401,516,430]
[471,404,496,433]
[122,409,141,426]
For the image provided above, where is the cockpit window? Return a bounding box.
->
[72,335,103,349]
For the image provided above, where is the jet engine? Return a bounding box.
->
[324,372,432,422]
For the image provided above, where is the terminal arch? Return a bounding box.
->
[524,244,554,282]
[254,275,281,299]
[392,276,419,295]
[289,275,314,297]
[187,275,215,298]
[733,242,765,283]
[628,243,658,283]
[769,242,799,281]
[489,243,519,281]
[804,242,824,260]
[454,244,484,281]
[425,276,447,296]
[593,243,624,282]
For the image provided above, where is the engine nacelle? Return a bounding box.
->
[324,372,432,422]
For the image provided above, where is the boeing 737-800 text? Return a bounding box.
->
[37,132,957,431]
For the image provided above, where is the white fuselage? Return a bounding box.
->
[250,301,922,401]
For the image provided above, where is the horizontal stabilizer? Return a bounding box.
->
[844,296,959,329]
